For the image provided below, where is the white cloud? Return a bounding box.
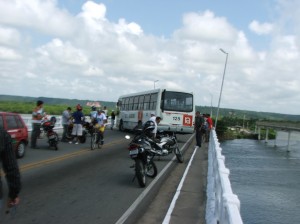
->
[173,10,236,43]
[36,38,89,66]
[84,66,104,77]
[0,0,76,37]
[249,20,273,35]
[0,46,22,60]
[0,0,300,115]
[0,25,21,46]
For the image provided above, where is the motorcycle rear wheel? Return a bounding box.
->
[49,133,59,150]
[146,160,157,178]
[135,159,146,187]
[175,146,184,163]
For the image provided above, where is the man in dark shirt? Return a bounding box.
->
[0,128,21,214]
[194,111,204,147]
[69,104,85,144]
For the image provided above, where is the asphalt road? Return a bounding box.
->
[1,129,192,224]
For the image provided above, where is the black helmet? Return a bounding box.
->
[143,120,155,133]
[91,106,96,111]
[50,116,56,124]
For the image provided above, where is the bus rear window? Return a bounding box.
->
[162,91,193,112]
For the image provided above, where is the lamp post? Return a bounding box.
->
[154,80,159,89]
[215,48,228,128]
[210,93,213,118]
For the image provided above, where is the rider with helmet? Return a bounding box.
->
[94,110,107,145]
[90,106,97,120]
[144,116,167,155]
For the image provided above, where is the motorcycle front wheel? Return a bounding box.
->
[175,146,184,163]
[135,159,146,187]
[146,160,157,178]
[91,132,97,150]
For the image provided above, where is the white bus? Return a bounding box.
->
[116,89,195,134]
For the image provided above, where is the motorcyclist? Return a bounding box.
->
[144,117,168,155]
[90,106,97,121]
[94,110,107,145]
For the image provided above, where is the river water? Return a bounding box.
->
[220,131,300,224]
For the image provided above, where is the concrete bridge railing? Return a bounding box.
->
[206,129,243,224]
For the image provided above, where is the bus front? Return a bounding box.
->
[159,90,194,134]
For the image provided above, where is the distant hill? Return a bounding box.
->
[1,94,299,121]
[197,106,300,122]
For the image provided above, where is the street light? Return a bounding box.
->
[215,48,228,128]
[154,80,159,89]
[210,93,213,118]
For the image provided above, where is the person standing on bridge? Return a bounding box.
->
[0,128,21,216]
[61,107,72,142]
[110,110,116,130]
[69,104,85,144]
[205,114,213,142]
[31,100,45,149]
[194,111,204,147]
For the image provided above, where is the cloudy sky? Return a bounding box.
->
[0,0,299,115]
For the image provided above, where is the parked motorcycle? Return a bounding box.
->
[65,121,88,143]
[125,131,158,188]
[150,130,184,163]
[41,116,59,150]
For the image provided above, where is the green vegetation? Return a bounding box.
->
[0,95,117,115]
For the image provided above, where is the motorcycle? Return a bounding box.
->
[41,116,59,150]
[125,130,158,188]
[150,130,184,163]
[65,121,88,143]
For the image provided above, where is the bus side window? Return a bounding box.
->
[134,96,139,110]
[129,97,134,110]
[124,97,129,111]
[138,95,144,110]
[144,94,150,110]
[150,93,158,110]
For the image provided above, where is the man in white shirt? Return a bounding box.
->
[149,113,156,122]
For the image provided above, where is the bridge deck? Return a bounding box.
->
[256,121,300,132]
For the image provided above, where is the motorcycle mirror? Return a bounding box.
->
[125,135,131,140]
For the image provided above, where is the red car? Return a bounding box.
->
[0,112,28,158]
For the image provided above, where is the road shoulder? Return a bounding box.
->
[136,140,208,224]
